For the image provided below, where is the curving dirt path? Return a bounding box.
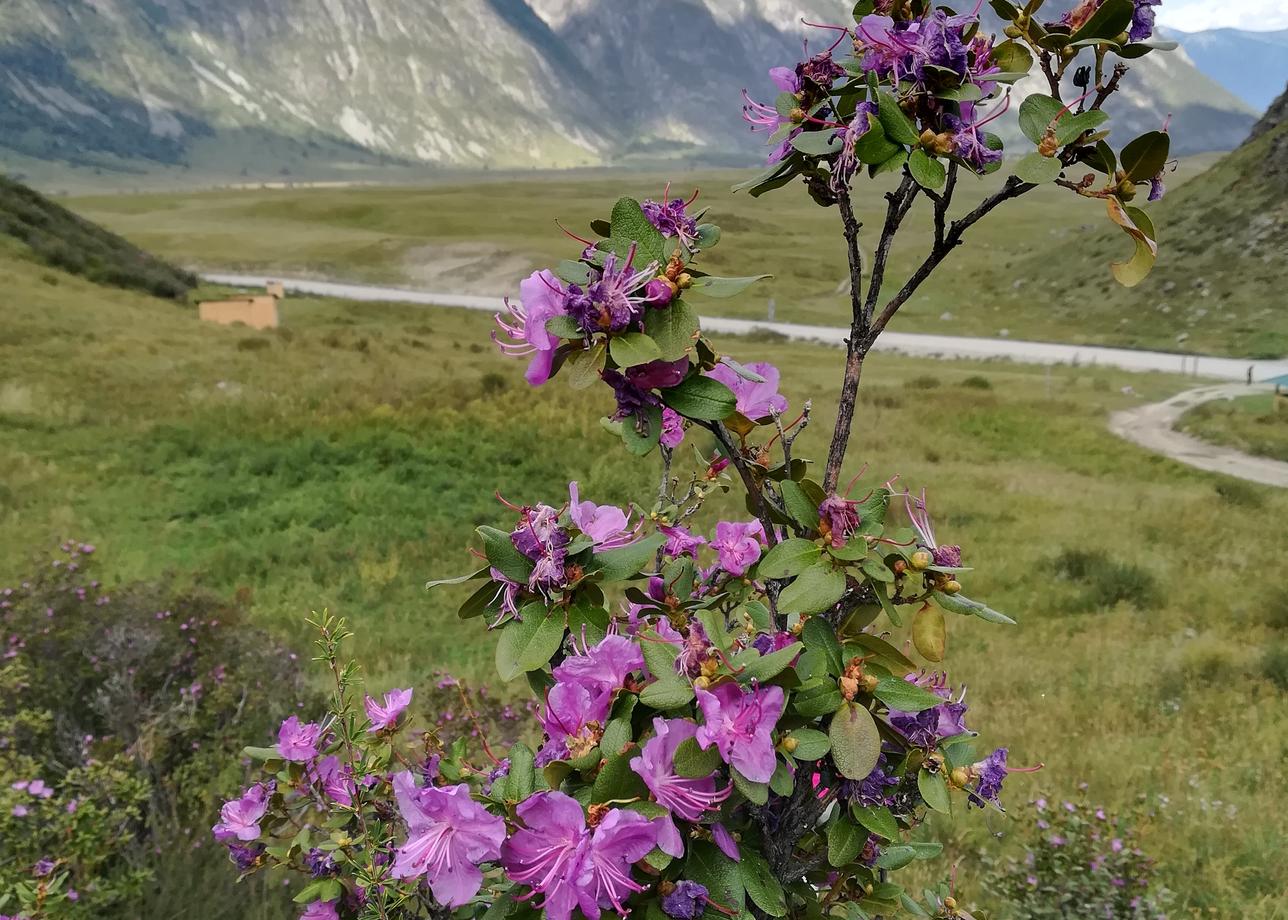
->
[1108,384,1288,488]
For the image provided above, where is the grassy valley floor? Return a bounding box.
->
[1,237,1286,914]
[1179,392,1288,463]
[65,154,1272,357]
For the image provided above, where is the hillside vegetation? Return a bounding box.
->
[0,175,194,298]
[1,238,1285,916]
[974,83,1288,359]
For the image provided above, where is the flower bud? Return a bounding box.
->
[943,579,962,594]
[1116,175,1138,200]
[1038,133,1059,158]
[892,558,907,575]
[677,272,693,289]
[1003,23,1023,37]
[644,278,676,308]
[950,766,971,788]
[789,107,806,123]
[694,676,711,690]
[944,897,958,911]
[782,736,799,753]
[910,550,932,571]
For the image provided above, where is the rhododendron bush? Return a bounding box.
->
[213,3,1171,918]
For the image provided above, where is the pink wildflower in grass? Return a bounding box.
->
[695,682,785,783]
[501,791,658,920]
[212,783,270,842]
[364,687,413,732]
[630,718,732,856]
[390,773,506,907]
[276,716,322,762]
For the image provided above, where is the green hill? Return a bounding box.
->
[0,174,194,299]
[977,83,1288,359]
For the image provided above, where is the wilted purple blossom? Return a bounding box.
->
[662,880,710,920]
[888,672,970,749]
[903,489,963,568]
[661,407,686,449]
[968,747,1008,808]
[819,493,861,547]
[660,523,705,559]
[299,900,339,920]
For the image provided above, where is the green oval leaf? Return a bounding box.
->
[778,562,847,615]
[872,675,945,713]
[1018,94,1062,144]
[908,149,947,190]
[829,702,881,780]
[609,331,663,369]
[660,375,737,421]
[495,605,565,681]
[686,274,772,298]
[918,768,952,814]
[1013,151,1062,184]
[757,537,822,578]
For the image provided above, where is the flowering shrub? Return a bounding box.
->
[0,542,306,917]
[979,790,1171,917]
[212,4,1171,917]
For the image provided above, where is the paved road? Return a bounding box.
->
[1108,384,1288,488]
[202,272,1288,384]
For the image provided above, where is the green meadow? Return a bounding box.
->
[65,154,1253,355]
[1,229,1286,915]
[1180,392,1288,463]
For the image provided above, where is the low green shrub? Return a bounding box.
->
[1050,549,1159,612]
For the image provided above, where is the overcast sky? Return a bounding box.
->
[1157,0,1288,32]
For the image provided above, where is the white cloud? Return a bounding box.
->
[1157,0,1288,32]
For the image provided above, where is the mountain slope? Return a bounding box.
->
[0,175,194,298]
[0,0,1260,178]
[979,82,1288,359]
[1164,28,1288,112]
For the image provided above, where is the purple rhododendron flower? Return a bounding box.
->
[227,842,263,871]
[903,488,963,567]
[642,195,699,249]
[831,103,878,192]
[819,494,860,547]
[364,687,413,732]
[537,681,609,765]
[751,630,797,657]
[494,269,568,387]
[299,900,339,920]
[626,357,690,391]
[511,503,570,592]
[552,634,644,699]
[695,682,785,782]
[630,718,732,856]
[390,773,506,906]
[711,520,765,577]
[797,50,846,90]
[501,791,658,920]
[312,755,356,806]
[909,10,969,82]
[660,523,704,559]
[1130,0,1159,41]
[888,672,970,749]
[968,747,1008,808]
[712,823,740,860]
[568,482,636,550]
[305,848,337,878]
[662,880,709,920]
[840,755,899,807]
[277,716,322,762]
[706,362,788,420]
[660,407,686,449]
[945,103,1004,173]
[572,250,658,334]
[603,369,662,421]
[769,66,801,93]
[212,783,270,842]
